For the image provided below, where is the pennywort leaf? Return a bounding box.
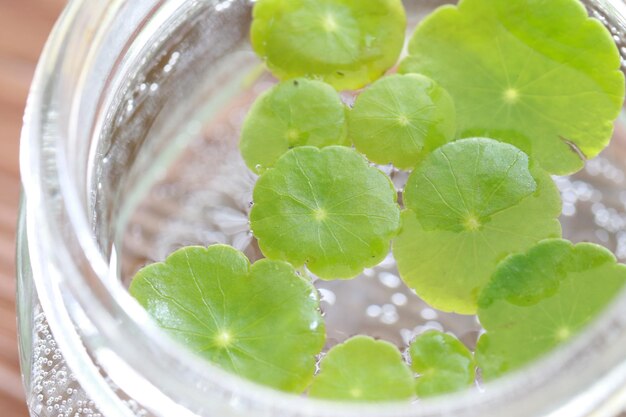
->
[349,74,456,170]
[240,78,348,174]
[251,146,401,280]
[400,0,625,174]
[393,138,562,314]
[251,0,406,90]
[309,336,415,402]
[476,239,626,380]
[410,331,476,398]
[403,138,537,232]
[129,245,326,393]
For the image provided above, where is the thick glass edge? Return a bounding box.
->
[16,193,32,395]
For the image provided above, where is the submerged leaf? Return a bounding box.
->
[410,331,476,398]
[309,336,415,402]
[476,239,626,380]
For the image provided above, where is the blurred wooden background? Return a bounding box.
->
[0,0,65,415]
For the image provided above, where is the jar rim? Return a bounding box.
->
[19,1,626,416]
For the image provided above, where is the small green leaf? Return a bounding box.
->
[410,331,476,398]
[309,336,415,402]
[349,74,456,170]
[404,138,537,232]
[240,78,348,174]
[476,239,626,380]
[251,0,406,91]
[251,146,400,280]
[400,0,625,175]
[393,138,562,314]
[129,245,325,393]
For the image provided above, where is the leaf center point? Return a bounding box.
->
[313,208,328,221]
[349,388,363,398]
[397,115,410,127]
[463,213,482,231]
[286,128,300,144]
[556,326,571,341]
[215,330,233,348]
[322,14,339,33]
[503,88,520,104]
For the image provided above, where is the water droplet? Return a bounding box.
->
[318,288,336,305]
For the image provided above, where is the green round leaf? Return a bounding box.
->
[404,138,537,232]
[250,146,400,280]
[129,245,325,393]
[410,331,476,398]
[240,78,348,173]
[393,138,562,314]
[476,239,626,380]
[400,0,625,175]
[349,74,456,170]
[309,336,415,402]
[251,0,406,91]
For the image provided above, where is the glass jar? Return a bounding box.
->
[16,0,626,416]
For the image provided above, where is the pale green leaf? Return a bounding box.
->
[240,78,348,173]
[410,331,476,398]
[129,245,325,393]
[251,0,406,90]
[393,139,562,314]
[476,239,626,380]
[400,0,625,174]
[349,74,456,170]
[309,336,415,402]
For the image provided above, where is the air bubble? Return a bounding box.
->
[562,203,576,216]
[391,292,408,306]
[366,305,382,317]
[425,321,444,332]
[381,310,399,324]
[379,272,400,288]
[420,308,438,320]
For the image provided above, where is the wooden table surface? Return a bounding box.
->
[0,0,65,415]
